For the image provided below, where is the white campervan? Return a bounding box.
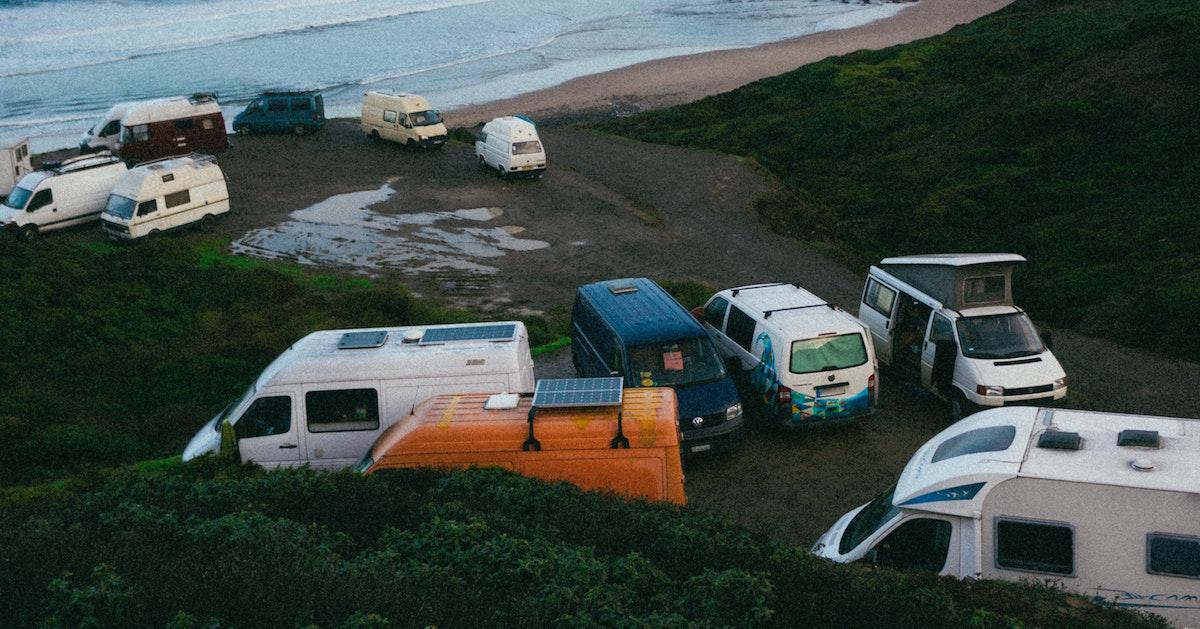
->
[360,91,448,148]
[182,321,537,470]
[1,137,33,199]
[101,153,229,239]
[79,101,134,154]
[1,152,127,242]
[697,283,878,428]
[813,406,1200,628]
[475,116,546,178]
[859,254,1066,418]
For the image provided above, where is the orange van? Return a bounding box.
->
[359,383,686,505]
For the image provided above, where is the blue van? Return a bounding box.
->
[233,91,326,136]
[572,278,745,455]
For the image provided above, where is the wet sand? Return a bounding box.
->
[449,0,1016,127]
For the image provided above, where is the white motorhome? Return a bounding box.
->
[475,116,546,178]
[360,91,448,148]
[1,152,127,242]
[101,153,229,239]
[813,407,1200,628]
[697,283,878,428]
[859,254,1066,418]
[1,137,33,199]
[182,322,537,470]
[79,101,134,154]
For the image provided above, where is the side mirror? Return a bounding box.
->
[1040,331,1054,350]
[403,121,413,129]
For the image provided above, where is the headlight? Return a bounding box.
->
[976,384,1004,397]
[1053,376,1068,390]
[354,454,374,474]
[725,403,743,421]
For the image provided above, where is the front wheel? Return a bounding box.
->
[950,392,974,421]
[200,214,216,232]
[17,224,37,243]
[369,129,381,142]
[236,124,252,136]
[293,124,306,136]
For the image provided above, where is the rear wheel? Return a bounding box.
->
[17,224,37,243]
[200,214,216,232]
[369,129,381,142]
[148,229,161,239]
[236,124,252,136]
[292,124,306,136]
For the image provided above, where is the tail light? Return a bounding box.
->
[777,385,792,406]
[868,373,877,406]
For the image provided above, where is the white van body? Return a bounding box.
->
[0,152,127,242]
[0,137,33,199]
[475,116,546,178]
[813,407,1200,628]
[100,154,229,239]
[698,283,878,428]
[360,91,448,148]
[182,321,537,470]
[79,101,134,153]
[858,254,1066,418]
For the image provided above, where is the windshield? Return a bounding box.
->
[4,186,33,210]
[956,312,1044,359]
[839,483,900,555]
[410,110,441,126]
[790,333,869,374]
[104,194,137,219]
[628,337,725,387]
[211,385,255,433]
[512,140,542,155]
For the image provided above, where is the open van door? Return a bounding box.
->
[921,313,958,395]
[859,275,899,365]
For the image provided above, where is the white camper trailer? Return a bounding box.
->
[101,153,229,239]
[1,152,127,242]
[182,321,537,470]
[360,91,448,148]
[0,137,33,200]
[813,407,1200,627]
[858,254,1066,418]
[475,116,546,178]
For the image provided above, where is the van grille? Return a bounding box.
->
[1004,384,1054,396]
[682,410,726,432]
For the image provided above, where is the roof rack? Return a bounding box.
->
[763,302,829,319]
[134,152,217,170]
[42,151,121,174]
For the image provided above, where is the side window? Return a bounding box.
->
[478,131,488,143]
[267,99,288,112]
[291,98,311,111]
[1147,533,1200,579]
[164,190,190,209]
[726,306,756,352]
[101,120,121,136]
[27,189,53,211]
[136,200,158,216]
[174,118,193,130]
[864,279,898,317]
[704,297,730,330]
[963,275,1007,305]
[382,110,398,124]
[995,518,1074,575]
[306,388,379,433]
[201,118,215,130]
[234,396,292,439]
[929,314,955,344]
[874,518,952,572]
[130,124,151,142]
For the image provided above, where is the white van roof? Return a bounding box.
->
[113,154,223,201]
[122,94,221,126]
[722,283,866,338]
[254,321,529,390]
[483,116,539,141]
[364,91,432,110]
[881,253,1026,267]
[893,407,1200,517]
[2,136,28,150]
[17,152,123,189]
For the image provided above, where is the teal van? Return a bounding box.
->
[233,91,325,136]
[572,278,745,455]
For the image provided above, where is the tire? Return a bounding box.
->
[149,229,161,239]
[406,138,416,149]
[236,124,251,136]
[17,224,37,243]
[370,130,381,142]
[950,391,972,421]
[200,214,216,232]
[293,124,306,136]
[496,165,507,180]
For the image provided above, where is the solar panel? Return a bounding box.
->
[532,377,624,408]
[420,324,517,344]
[338,330,388,350]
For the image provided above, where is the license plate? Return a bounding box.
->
[815,383,847,398]
[520,165,533,170]
[691,444,712,453]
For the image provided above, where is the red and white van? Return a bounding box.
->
[116,93,228,163]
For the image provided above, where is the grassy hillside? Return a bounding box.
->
[600,0,1200,357]
[0,460,1165,628]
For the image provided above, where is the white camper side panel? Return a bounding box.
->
[981,477,1200,626]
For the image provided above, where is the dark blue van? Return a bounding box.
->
[572,278,745,455]
[233,91,326,136]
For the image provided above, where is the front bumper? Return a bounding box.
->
[680,412,746,455]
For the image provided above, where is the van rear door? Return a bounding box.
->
[859,274,900,364]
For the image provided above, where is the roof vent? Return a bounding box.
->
[484,393,521,410]
[338,330,388,349]
[401,330,423,344]
[1130,458,1156,472]
[1117,429,1160,448]
[608,282,638,295]
[1037,430,1081,451]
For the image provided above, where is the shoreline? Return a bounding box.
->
[448,0,1015,127]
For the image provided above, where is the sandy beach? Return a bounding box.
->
[450,0,1015,126]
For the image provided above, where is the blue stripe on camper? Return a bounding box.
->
[900,482,987,506]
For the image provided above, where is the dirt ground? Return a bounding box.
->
[47,121,1200,546]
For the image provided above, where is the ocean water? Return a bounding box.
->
[0,0,907,150]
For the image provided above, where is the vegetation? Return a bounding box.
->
[600,0,1200,357]
[0,460,1165,628]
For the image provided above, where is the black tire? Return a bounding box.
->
[950,391,972,421]
[370,130,381,142]
[293,124,306,136]
[406,138,416,149]
[17,224,37,243]
[200,214,216,232]
[148,229,161,239]
[496,165,507,180]
[236,124,251,136]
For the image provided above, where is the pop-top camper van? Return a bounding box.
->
[858,254,1066,418]
[2,152,127,242]
[0,137,32,200]
[475,116,546,178]
[361,379,686,504]
[182,322,536,470]
[812,406,1200,628]
[116,93,228,162]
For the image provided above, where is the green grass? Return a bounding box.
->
[599,0,1200,358]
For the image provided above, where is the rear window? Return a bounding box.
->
[863,278,897,316]
[789,333,868,374]
[931,425,1017,462]
[512,140,542,155]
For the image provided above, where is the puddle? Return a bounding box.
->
[232,183,549,274]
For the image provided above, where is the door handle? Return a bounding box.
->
[278,444,298,449]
